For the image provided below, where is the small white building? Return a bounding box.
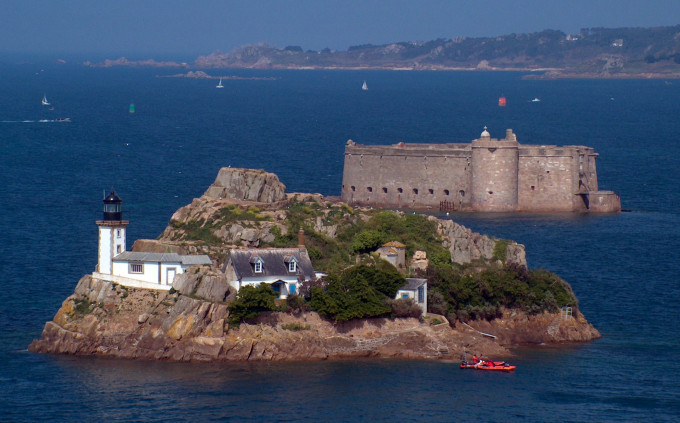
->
[395,277,428,315]
[93,191,211,290]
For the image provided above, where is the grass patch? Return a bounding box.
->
[281,323,311,331]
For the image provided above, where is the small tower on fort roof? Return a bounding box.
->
[96,190,129,274]
[481,126,490,138]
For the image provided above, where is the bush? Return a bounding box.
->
[387,298,423,318]
[310,267,393,321]
[228,284,278,325]
[285,294,310,313]
[281,323,310,331]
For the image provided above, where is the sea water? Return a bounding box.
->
[1,62,679,422]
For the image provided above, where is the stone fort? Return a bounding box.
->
[341,127,621,213]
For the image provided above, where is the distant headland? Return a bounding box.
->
[84,25,680,79]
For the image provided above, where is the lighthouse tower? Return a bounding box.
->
[96,191,129,274]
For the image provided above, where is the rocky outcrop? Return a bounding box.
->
[204,167,287,203]
[30,269,508,362]
[435,218,527,267]
[460,308,601,346]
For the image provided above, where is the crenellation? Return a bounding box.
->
[341,128,621,213]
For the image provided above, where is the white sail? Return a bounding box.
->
[216,78,224,88]
[41,94,50,106]
[362,81,368,91]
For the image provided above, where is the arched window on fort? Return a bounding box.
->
[413,188,419,195]
[428,189,434,195]
[351,186,356,192]
[459,190,465,197]
[444,189,450,196]
[367,187,373,192]
[382,187,388,193]
[397,188,403,193]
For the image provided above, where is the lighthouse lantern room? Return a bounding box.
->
[96,190,129,274]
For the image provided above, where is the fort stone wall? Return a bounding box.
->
[340,129,620,213]
[341,142,472,209]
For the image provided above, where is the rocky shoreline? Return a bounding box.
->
[29,270,599,362]
[29,167,601,362]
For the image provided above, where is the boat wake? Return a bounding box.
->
[1,118,70,123]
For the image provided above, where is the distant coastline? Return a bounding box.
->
[83,25,680,79]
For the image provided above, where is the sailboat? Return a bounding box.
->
[216,78,224,88]
[41,94,50,106]
[362,80,368,91]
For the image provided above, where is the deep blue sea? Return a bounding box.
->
[1,60,679,422]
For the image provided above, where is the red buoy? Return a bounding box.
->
[498,96,507,107]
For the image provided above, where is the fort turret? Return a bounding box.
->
[470,128,520,211]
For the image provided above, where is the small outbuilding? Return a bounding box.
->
[376,241,406,268]
[395,277,428,315]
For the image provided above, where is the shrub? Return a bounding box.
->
[285,294,310,313]
[310,268,392,321]
[228,284,278,325]
[281,323,311,331]
[73,298,92,315]
[387,298,423,318]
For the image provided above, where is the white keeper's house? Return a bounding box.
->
[222,229,318,299]
[92,191,211,291]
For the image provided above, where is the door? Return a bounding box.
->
[166,268,177,285]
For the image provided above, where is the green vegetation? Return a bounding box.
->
[424,263,577,322]
[73,298,92,315]
[310,262,405,321]
[169,205,273,245]
[168,195,582,325]
[281,323,311,331]
[227,284,278,325]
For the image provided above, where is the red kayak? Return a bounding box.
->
[460,360,516,371]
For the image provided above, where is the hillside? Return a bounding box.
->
[86,25,680,77]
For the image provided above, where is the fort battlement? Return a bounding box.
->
[340,128,621,213]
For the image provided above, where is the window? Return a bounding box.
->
[116,229,121,238]
[444,189,450,196]
[531,185,535,191]
[254,261,263,273]
[117,245,122,254]
[459,190,465,197]
[402,293,409,299]
[418,287,424,303]
[272,284,280,293]
[382,187,388,193]
[367,187,373,192]
[288,260,297,272]
[428,189,434,195]
[413,188,418,195]
[351,186,356,192]
[397,187,403,193]
[130,263,143,273]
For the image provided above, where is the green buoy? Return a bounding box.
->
[129,103,135,114]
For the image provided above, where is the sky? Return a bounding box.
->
[3,0,680,59]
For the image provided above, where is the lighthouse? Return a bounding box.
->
[96,190,129,274]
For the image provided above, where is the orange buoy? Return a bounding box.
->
[498,96,507,107]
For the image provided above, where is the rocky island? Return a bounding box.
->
[30,168,600,362]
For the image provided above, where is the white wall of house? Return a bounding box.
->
[395,284,428,315]
[230,276,300,299]
[112,261,183,286]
